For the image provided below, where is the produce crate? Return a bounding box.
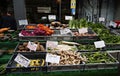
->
[0,31,19,42]
[6,52,47,73]
[0,54,12,64]
[47,52,119,72]
[73,28,100,42]
[6,69,118,76]
[47,64,85,72]
[19,30,73,41]
[14,41,46,53]
[106,44,120,50]
[83,52,119,70]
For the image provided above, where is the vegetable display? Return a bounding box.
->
[68,18,120,43]
[78,44,96,51]
[82,52,116,63]
[16,59,45,67]
[49,51,87,66]
[17,42,45,52]
[20,24,54,36]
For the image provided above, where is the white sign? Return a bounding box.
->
[109,21,117,28]
[18,19,28,25]
[60,28,71,35]
[46,53,60,64]
[14,53,30,67]
[78,28,88,34]
[46,41,58,49]
[94,40,105,48]
[48,15,56,20]
[99,17,105,22]
[27,41,37,51]
[65,16,73,20]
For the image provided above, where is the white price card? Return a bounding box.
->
[94,40,106,48]
[48,15,56,20]
[46,53,60,64]
[65,16,73,20]
[18,19,28,25]
[27,41,37,51]
[109,21,117,28]
[46,41,58,49]
[99,17,105,22]
[14,53,30,67]
[60,28,71,35]
[78,28,88,34]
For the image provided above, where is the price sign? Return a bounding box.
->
[18,19,28,25]
[19,33,24,36]
[109,21,117,28]
[46,41,58,49]
[94,40,105,48]
[27,41,37,51]
[14,53,30,67]
[60,28,71,35]
[48,15,56,20]
[78,28,88,34]
[65,16,73,20]
[46,53,60,64]
[99,17,105,22]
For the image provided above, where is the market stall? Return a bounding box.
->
[0,19,120,76]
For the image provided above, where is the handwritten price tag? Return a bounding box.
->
[99,17,105,22]
[94,40,106,48]
[65,16,73,20]
[46,53,60,64]
[18,19,28,25]
[78,28,88,34]
[27,41,37,51]
[48,15,56,20]
[46,41,58,49]
[60,28,71,35]
[14,53,30,67]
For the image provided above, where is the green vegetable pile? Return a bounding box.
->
[78,44,96,51]
[0,64,6,75]
[83,52,116,63]
[69,18,120,43]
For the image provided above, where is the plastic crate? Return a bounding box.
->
[6,52,47,73]
[13,41,46,53]
[47,64,85,72]
[19,30,74,41]
[106,44,120,50]
[83,52,119,70]
[73,28,99,42]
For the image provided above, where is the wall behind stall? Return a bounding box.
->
[114,0,120,20]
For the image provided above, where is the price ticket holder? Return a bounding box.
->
[94,40,106,51]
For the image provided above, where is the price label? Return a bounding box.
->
[46,41,58,49]
[46,53,60,64]
[99,17,105,22]
[65,16,73,20]
[14,53,30,67]
[48,15,56,20]
[109,21,117,28]
[27,41,37,51]
[18,19,28,25]
[94,40,105,48]
[19,33,24,36]
[60,28,71,35]
[78,28,88,34]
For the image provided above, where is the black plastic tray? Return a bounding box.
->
[19,30,73,41]
[6,52,47,73]
[14,42,46,53]
[47,52,119,72]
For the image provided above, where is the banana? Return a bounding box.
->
[16,59,45,67]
